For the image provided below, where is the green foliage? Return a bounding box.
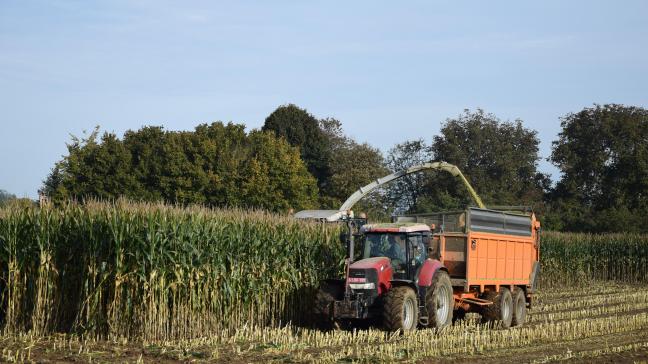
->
[426,109,549,211]
[385,140,432,212]
[548,104,648,232]
[0,189,16,207]
[318,118,388,210]
[540,231,648,286]
[39,103,648,233]
[385,109,549,214]
[240,130,319,211]
[262,105,332,190]
[263,108,387,211]
[42,123,318,212]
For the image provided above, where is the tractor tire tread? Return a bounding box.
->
[512,287,527,326]
[480,290,500,322]
[481,287,513,328]
[425,270,454,328]
[383,286,418,332]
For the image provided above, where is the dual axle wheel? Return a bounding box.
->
[481,287,527,328]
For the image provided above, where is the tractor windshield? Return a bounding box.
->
[361,233,407,272]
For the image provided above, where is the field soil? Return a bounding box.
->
[3,283,648,363]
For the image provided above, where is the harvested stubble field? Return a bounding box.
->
[1,202,648,363]
[3,284,648,363]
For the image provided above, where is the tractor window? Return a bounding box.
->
[363,233,407,273]
[408,234,426,267]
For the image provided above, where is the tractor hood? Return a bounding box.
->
[348,257,392,295]
[350,257,390,271]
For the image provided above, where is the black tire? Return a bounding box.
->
[382,286,419,332]
[425,271,454,328]
[481,287,513,329]
[512,287,527,327]
[314,281,343,330]
[452,308,466,324]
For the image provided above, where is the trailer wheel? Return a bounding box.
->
[383,286,419,332]
[481,287,513,329]
[426,270,454,328]
[452,308,466,324]
[314,281,343,330]
[512,287,527,326]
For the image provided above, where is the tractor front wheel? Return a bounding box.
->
[382,286,419,332]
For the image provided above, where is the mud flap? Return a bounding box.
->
[528,261,540,293]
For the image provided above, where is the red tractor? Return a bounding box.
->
[316,220,453,331]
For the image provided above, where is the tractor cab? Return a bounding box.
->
[355,223,431,281]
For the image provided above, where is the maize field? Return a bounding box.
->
[0,201,343,340]
[1,201,648,362]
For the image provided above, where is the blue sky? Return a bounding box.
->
[1,1,647,198]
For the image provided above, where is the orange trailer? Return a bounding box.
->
[395,207,540,324]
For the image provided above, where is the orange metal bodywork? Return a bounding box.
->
[435,214,540,302]
[465,230,538,291]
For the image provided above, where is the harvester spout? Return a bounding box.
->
[338,161,485,211]
[295,161,484,222]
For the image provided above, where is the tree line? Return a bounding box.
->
[38,103,648,233]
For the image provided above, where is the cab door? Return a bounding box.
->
[407,233,427,280]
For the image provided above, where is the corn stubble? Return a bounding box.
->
[3,285,648,362]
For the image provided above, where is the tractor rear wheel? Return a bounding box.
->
[426,270,454,328]
[382,286,419,332]
[314,281,343,330]
[481,287,513,328]
[512,287,527,326]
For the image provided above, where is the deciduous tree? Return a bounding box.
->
[549,104,648,232]
[43,123,318,211]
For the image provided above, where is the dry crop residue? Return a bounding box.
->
[3,283,648,363]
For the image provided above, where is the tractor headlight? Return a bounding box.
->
[349,282,375,290]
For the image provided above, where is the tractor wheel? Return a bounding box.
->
[382,286,419,332]
[314,281,343,330]
[512,287,527,327]
[481,287,513,328]
[425,270,454,328]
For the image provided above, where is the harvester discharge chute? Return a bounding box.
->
[294,161,485,221]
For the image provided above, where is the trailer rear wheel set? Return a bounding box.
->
[479,287,527,329]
